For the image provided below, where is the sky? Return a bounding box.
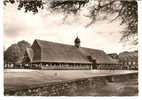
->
[3,3,137,54]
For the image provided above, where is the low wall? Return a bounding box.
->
[4,73,138,96]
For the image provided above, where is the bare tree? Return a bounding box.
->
[4,0,138,44]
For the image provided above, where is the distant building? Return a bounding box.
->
[119,51,138,70]
[23,37,119,70]
[108,53,119,60]
[108,51,138,70]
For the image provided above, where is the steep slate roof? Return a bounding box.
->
[80,47,117,64]
[30,39,117,64]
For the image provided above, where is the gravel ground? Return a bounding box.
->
[4,69,138,95]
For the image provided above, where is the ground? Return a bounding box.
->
[4,69,138,96]
[78,79,138,96]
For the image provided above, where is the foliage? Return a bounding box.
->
[4,40,31,64]
[17,40,31,56]
[4,44,22,63]
[3,0,138,44]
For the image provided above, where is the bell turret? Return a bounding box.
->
[74,36,81,48]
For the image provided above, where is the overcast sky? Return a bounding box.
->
[4,4,137,53]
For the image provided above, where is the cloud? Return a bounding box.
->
[3,4,136,53]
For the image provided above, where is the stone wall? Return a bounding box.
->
[4,73,138,96]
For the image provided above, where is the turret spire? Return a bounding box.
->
[74,34,81,48]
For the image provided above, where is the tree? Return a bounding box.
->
[4,44,22,64]
[4,0,138,44]
[4,40,31,64]
[17,40,31,58]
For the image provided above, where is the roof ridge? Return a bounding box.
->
[35,39,74,47]
[81,47,104,52]
[35,39,103,52]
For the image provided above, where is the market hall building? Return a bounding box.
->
[24,37,119,70]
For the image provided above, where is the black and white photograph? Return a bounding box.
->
[2,0,139,96]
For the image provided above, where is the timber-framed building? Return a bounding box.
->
[24,37,119,70]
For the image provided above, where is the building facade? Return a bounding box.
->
[119,51,138,70]
[108,51,138,70]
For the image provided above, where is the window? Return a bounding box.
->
[128,61,131,65]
